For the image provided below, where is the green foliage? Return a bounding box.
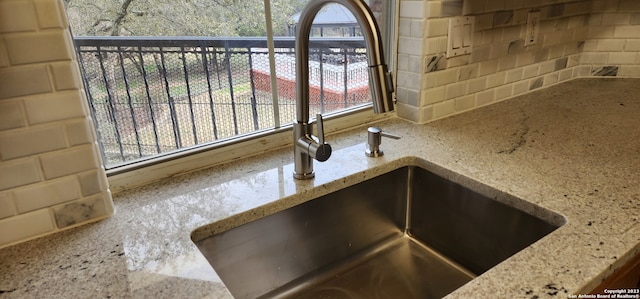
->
[64,0,306,37]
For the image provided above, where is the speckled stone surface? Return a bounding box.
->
[0,78,638,299]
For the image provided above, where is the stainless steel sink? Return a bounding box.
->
[194,165,564,299]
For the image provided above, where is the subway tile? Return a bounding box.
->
[395,87,409,105]
[418,105,434,123]
[411,19,425,38]
[396,71,421,89]
[559,68,574,82]
[0,125,67,160]
[631,13,640,25]
[13,176,81,213]
[398,37,423,56]
[596,39,626,52]
[506,68,524,83]
[614,26,640,38]
[618,0,640,12]
[495,84,513,101]
[0,101,26,130]
[66,118,95,146]
[5,30,74,65]
[53,194,109,229]
[539,60,557,75]
[580,52,609,64]
[400,1,425,19]
[529,77,544,90]
[486,0,506,12]
[395,103,420,123]
[564,2,590,16]
[425,36,447,55]
[498,55,517,71]
[516,52,535,67]
[0,209,54,246]
[40,145,99,180]
[396,53,409,72]
[608,52,638,64]
[523,64,540,79]
[50,61,83,91]
[625,39,640,51]
[425,2,442,19]
[34,0,68,29]
[442,0,463,17]
[0,158,41,191]
[493,10,514,27]
[487,71,506,88]
[445,82,466,99]
[467,77,487,93]
[463,0,485,15]
[398,19,411,37]
[78,170,107,196]
[513,80,530,95]
[618,65,640,77]
[421,86,446,105]
[0,65,51,99]
[432,100,455,119]
[454,95,475,112]
[0,0,39,33]
[0,39,9,67]
[543,72,559,86]
[458,64,478,80]
[478,59,499,76]
[588,26,615,39]
[427,19,449,37]
[24,90,87,125]
[0,192,16,219]
[601,14,630,26]
[476,89,495,106]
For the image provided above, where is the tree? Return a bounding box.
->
[64,0,305,37]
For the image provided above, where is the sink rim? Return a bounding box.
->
[190,155,566,243]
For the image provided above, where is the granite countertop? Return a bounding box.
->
[1,78,639,298]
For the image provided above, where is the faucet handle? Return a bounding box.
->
[316,113,326,145]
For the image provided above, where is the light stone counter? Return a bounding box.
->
[1,78,638,298]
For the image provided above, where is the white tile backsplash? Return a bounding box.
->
[0,0,112,249]
[397,0,640,123]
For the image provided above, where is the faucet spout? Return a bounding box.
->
[293,0,395,179]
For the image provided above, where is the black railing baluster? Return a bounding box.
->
[343,48,348,108]
[181,47,198,144]
[200,45,220,139]
[118,46,143,158]
[76,45,108,164]
[137,47,162,154]
[247,47,259,130]
[200,45,219,140]
[159,47,182,148]
[224,41,239,135]
[96,45,125,161]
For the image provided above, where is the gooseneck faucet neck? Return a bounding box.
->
[293,0,395,180]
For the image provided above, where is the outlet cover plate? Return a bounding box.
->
[447,16,475,58]
[525,11,541,47]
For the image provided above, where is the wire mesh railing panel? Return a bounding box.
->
[75,37,369,168]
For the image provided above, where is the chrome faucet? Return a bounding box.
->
[293,0,395,179]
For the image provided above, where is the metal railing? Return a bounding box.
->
[74,36,370,168]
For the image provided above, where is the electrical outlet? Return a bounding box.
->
[525,11,541,47]
[447,16,475,58]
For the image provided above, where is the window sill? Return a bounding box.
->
[107,105,395,193]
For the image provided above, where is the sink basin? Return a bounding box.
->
[193,164,564,298]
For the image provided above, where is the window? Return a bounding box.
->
[66,0,397,178]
